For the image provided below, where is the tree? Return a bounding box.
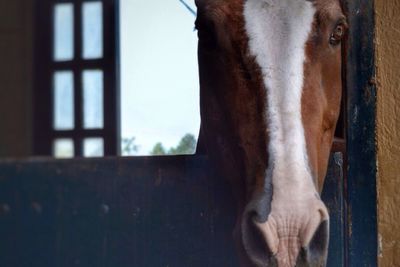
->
[150,142,167,155]
[150,133,197,156]
[121,137,139,156]
[168,133,197,155]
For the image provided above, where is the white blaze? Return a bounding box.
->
[243,1,329,264]
[244,0,317,202]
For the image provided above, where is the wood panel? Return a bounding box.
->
[0,156,237,267]
[344,0,378,266]
[0,155,343,267]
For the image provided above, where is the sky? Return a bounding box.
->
[119,0,200,155]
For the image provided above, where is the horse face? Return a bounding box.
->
[196,0,346,266]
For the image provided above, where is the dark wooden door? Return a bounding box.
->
[0,153,344,267]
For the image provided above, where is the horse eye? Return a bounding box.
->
[329,24,345,46]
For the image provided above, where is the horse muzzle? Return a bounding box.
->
[240,191,329,267]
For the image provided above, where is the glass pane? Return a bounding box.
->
[83,70,103,129]
[119,0,200,156]
[54,3,74,61]
[83,138,104,157]
[82,2,103,59]
[53,139,74,158]
[54,71,74,130]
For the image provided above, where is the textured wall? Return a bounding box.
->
[0,0,34,157]
[375,0,400,266]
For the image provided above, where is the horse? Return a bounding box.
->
[195,0,346,266]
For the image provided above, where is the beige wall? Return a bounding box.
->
[375,0,400,266]
[0,0,34,157]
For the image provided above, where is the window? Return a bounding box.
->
[119,0,200,156]
[34,0,118,158]
[34,0,200,158]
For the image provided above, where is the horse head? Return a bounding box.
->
[196,0,346,266]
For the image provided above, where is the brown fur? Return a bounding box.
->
[196,0,346,265]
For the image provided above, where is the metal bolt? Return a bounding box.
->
[0,203,10,215]
[334,152,343,167]
[100,204,110,215]
[132,207,140,218]
[31,202,43,214]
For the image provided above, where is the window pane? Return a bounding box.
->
[83,70,104,129]
[119,0,200,156]
[54,71,74,130]
[54,3,74,61]
[83,138,104,157]
[53,139,74,158]
[82,2,103,59]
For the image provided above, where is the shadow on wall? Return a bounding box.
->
[0,0,34,158]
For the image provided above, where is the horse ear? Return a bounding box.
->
[195,0,213,10]
[194,0,203,9]
[195,2,234,53]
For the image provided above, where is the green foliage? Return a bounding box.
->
[168,133,197,155]
[150,133,197,155]
[121,137,139,156]
[150,142,167,155]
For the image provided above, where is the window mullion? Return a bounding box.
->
[103,0,118,156]
[74,0,83,156]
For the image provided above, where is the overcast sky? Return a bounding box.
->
[119,0,200,155]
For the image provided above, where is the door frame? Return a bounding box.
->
[344,0,377,266]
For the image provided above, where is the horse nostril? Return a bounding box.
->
[239,197,330,267]
[241,210,277,267]
[296,220,329,267]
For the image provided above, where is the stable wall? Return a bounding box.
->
[375,0,400,266]
[0,0,34,158]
